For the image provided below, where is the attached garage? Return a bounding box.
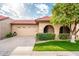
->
[11,20,38,36]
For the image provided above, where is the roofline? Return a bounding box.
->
[10,23,38,25]
[35,20,49,22]
[0,17,9,21]
[11,20,38,25]
[11,16,50,25]
[11,20,49,25]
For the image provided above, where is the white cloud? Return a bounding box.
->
[0,10,5,15]
[0,3,33,19]
[1,5,10,12]
[0,4,17,18]
[0,3,50,19]
[35,4,49,16]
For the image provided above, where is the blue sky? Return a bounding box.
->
[0,3,54,19]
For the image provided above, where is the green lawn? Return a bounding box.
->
[33,41,79,51]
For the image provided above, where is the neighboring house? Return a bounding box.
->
[0,15,12,39]
[11,16,79,39]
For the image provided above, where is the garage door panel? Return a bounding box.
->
[16,25,37,36]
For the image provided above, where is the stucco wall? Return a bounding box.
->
[53,24,61,39]
[38,22,50,33]
[0,18,11,39]
[38,22,61,39]
[11,21,79,39]
[12,25,38,36]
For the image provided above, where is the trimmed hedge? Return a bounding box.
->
[36,33,55,40]
[59,33,70,39]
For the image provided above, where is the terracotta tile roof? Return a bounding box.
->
[11,20,37,25]
[36,16,50,22]
[0,15,9,21]
[11,16,50,25]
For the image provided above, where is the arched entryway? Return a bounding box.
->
[44,25,54,34]
[59,26,70,39]
[59,26,70,33]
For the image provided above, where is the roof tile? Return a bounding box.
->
[11,16,50,25]
[0,15,9,21]
[36,16,50,22]
[11,20,37,25]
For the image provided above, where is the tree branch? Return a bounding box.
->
[75,29,79,34]
[72,20,77,33]
[70,24,73,33]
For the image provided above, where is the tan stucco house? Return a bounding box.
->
[11,16,79,39]
[0,15,79,39]
[0,15,12,39]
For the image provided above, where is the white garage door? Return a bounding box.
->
[15,25,37,36]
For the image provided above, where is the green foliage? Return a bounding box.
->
[51,3,79,26]
[59,33,70,39]
[5,32,13,38]
[36,33,55,40]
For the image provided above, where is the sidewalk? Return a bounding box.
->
[11,47,33,56]
[11,48,79,56]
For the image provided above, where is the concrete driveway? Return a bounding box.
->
[0,36,35,56]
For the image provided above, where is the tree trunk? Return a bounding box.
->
[70,31,76,43]
[70,20,78,43]
[70,27,79,43]
[70,34,76,43]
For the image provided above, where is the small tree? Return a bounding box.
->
[51,3,79,43]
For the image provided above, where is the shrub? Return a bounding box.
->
[5,32,13,38]
[59,33,70,39]
[36,33,55,40]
